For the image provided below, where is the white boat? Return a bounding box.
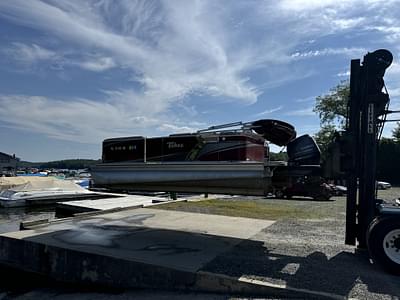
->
[0,177,95,208]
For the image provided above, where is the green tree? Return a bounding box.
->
[392,122,400,142]
[313,81,349,151]
[313,81,400,183]
[269,151,288,161]
[314,81,349,128]
[313,124,337,154]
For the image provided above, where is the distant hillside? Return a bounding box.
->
[18,159,101,170]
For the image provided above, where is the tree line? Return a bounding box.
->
[313,81,400,184]
[18,159,101,170]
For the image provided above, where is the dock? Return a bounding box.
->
[55,194,172,216]
[0,206,328,298]
[1,200,393,299]
[55,193,208,217]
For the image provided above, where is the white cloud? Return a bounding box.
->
[278,0,395,12]
[259,0,400,53]
[3,42,118,73]
[337,70,350,77]
[254,106,283,117]
[365,24,400,44]
[285,106,316,117]
[0,0,261,104]
[293,124,321,136]
[389,88,400,97]
[291,47,366,59]
[0,95,121,142]
[158,123,198,133]
[278,0,350,11]
[332,17,365,30]
[79,57,116,72]
[0,92,201,143]
[387,62,400,75]
[0,0,400,146]
[295,96,316,103]
[5,42,57,64]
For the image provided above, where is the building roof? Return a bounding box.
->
[0,152,19,161]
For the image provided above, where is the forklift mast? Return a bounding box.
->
[345,49,393,247]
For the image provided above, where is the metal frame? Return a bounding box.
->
[345,50,393,247]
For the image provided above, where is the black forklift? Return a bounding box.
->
[325,49,400,274]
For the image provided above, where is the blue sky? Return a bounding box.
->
[1,0,400,161]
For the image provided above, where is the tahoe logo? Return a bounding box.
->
[167,141,184,149]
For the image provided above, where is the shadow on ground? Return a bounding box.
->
[202,237,399,298]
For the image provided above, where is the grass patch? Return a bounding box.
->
[155,199,333,220]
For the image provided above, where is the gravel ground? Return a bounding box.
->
[0,188,399,299]
[200,187,400,299]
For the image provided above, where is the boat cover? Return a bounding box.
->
[0,176,46,190]
[251,119,296,146]
[0,177,88,193]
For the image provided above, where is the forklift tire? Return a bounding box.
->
[367,216,400,275]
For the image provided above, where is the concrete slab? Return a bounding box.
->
[55,194,210,216]
[48,208,274,239]
[0,208,355,298]
[1,197,398,299]
[0,208,284,295]
[56,195,167,215]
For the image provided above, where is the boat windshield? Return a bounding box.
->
[0,190,18,198]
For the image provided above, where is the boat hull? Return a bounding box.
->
[91,162,272,196]
[0,192,100,208]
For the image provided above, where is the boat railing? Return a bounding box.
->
[197,121,257,133]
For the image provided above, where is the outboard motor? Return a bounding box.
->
[286,134,321,166]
